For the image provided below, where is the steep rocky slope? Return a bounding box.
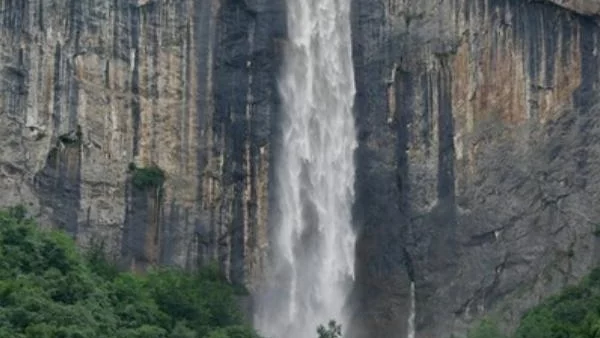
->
[0,0,284,289]
[350,0,600,337]
[2,0,600,337]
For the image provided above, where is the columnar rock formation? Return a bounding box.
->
[351,0,600,336]
[0,0,285,290]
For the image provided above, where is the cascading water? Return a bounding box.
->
[408,282,416,338]
[255,0,357,337]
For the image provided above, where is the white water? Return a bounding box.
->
[407,282,416,338]
[255,0,357,337]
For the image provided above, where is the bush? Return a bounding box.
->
[0,208,259,338]
[513,268,600,338]
[131,165,165,190]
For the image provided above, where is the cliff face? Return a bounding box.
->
[546,0,600,16]
[3,0,600,337]
[0,0,284,289]
[350,0,600,337]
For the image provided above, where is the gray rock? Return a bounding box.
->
[0,0,284,291]
[2,0,600,337]
[350,0,600,336]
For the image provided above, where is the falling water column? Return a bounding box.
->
[255,0,357,337]
[408,282,416,338]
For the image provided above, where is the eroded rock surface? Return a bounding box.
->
[350,0,600,337]
[0,0,284,290]
[2,0,600,337]
[547,0,600,16]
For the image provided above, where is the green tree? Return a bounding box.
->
[513,268,600,338]
[0,207,261,338]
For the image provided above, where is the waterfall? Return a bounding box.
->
[408,282,416,338]
[255,0,357,337]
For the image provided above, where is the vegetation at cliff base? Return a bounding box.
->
[0,207,259,338]
[467,268,600,338]
[513,269,600,338]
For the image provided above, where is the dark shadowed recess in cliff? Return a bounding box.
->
[21,0,91,239]
[264,27,287,287]
[214,0,253,286]
[574,18,599,111]
[436,59,456,208]
[349,38,436,338]
[121,181,162,271]
[572,18,599,176]
[121,163,166,271]
[395,70,413,216]
[67,0,84,39]
[34,136,82,237]
[52,44,62,131]
[162,199,184,266]
[130,3,142,157]
[35,44,83,238]
[112,1,134,62]
[247,0,286,276]
[395,69,418,284]
[421,72,433,152]
[211,0,285,285]
[193,0,214,268]
[414,57,459,261]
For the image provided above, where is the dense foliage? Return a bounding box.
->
[13,200,600,338]
[129,164,165,190]
[513,269,600,338]
[0,207,259,338]
[468,269,600,338]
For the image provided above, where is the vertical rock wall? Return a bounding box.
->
[4,0,600,336]
[0,0,285,290]
[351,0,600,337]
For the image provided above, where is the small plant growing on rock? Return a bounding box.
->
[130,164,165,190]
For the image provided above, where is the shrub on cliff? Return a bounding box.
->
[130,164,166,190]
[0,207,259,338]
